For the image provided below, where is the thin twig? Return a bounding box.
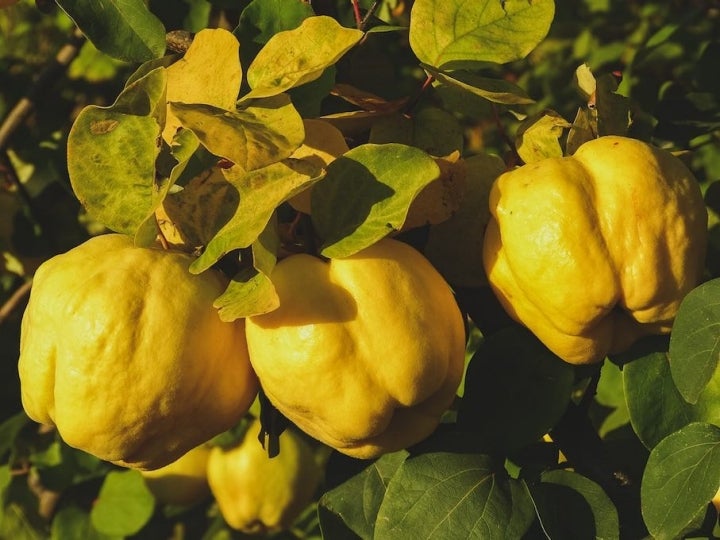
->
[359,0,381,31]
[402,73,435,116]
[0,27,85,153]
[0,279,32,326]
[0,150,39,224]
[350,0,363,28]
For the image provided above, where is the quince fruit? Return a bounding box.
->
[18,233,258,470]
[245,238,466,459]
[141,444,211,507]
[207,418,321,534]
[483,136,708,365]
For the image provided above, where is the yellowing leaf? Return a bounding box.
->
[163,28,242,143]
[409,0,555,69]
[192,160,322,272]
[214,221,281,321]
[244,16,363,99]
[287,119,350,214]
[402,152,466,231]
[424,65,536,105]
[67,68,166,235]
[515,110,571,164]
[170,94,304,172]
[161,160,322,274]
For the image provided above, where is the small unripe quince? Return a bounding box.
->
[141,444,211,507]
[483,136,708,365]
[18,234,258,470]
[207,418,321,534]
[245,238,466,459]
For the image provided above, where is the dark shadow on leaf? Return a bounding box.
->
[162,169,240,249]
[311,156,395,250]
[529,482,598,539]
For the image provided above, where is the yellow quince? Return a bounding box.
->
[483,136,708,365]
[245,238,466,459]
[18,233,258,470]
[141,444,211,507]
[207,418,321,534]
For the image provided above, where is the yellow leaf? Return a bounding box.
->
[163,29,242,143]
[245,16,363,99]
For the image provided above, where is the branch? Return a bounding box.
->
[0,27,85,153]
[0,278,32,327]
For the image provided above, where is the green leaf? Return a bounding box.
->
[424,65,535,105]
[457,326,576,454]
[0,502,46,540]
[244,16,364,99]
[319,452,407,540]
[594,359,631,437]
[213,218,281,321]
[622,342,720,449]
[669,279,720,404]
[183,158,322,273]
[0,412,29,461]
[57,0,165,63]
[90,470,155,537]
[67,68,166,235]
[624,349,695,449]
[170,94,304,172]
[641,422,720,540]
[374,444,534,539]
[516,110,572,164]
[0,465,10,493]
[52,505,121,540]
[369,107,464,156]
[312,144,440,258]
[424,153,504,287]
[409,0,555,69]
[530,469,619,540]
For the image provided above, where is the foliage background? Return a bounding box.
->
[1,0,719,538]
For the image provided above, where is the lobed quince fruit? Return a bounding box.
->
[18,233,258,470]
[245,238,466,459]
[207,418,321,534]
[141,444,211,507]
[483,135,708,365]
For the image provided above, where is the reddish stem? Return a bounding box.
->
[351,0,363,28]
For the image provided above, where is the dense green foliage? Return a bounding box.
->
[1,0,719,538]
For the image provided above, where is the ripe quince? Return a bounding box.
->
[18,233,258,470]
[483,136,708,365]
[207,418,321,534]
[141,444,211,507]
[245,238,466,459]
